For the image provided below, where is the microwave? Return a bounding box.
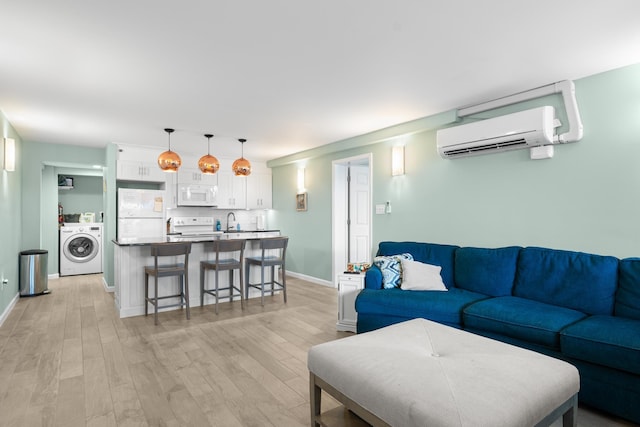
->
[177,184,218,207]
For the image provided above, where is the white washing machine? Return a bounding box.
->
[60,223,103,276]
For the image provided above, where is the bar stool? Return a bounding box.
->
[144,242,192,325]
[200,239,246,314]
[245,237,288,306]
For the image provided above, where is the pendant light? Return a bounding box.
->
[232,138,252,176]
[198,133,220,174]
[157,128,182,172]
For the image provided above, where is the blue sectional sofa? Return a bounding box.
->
[355,241,640,424]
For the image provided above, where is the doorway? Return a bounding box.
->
[332,154,372,286]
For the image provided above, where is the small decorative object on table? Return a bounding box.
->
[346,262,370,273]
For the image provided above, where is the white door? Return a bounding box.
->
[332,154,372,284]
[349,165,370,263]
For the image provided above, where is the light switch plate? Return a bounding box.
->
[375,204,386,215]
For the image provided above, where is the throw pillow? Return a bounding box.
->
[400,260,447,291]
[373,253,414,288]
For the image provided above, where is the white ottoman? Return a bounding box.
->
[308,319,579,427]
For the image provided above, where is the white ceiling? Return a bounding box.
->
[2,1,640,162]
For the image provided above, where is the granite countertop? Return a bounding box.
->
[113,230,281,246]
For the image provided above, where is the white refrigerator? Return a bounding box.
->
[117,189,166,240]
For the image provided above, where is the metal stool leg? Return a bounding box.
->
[245,262,250,300]
[239,266,244,309]
[154,275,159,325]
[260,264,265,306]
[184,272,190,320]
[214,269,219,314]
[144,273,149,316]
[271,266,275,294]
[200,265,205,307]
[282,267,287,303]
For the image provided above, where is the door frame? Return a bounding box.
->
[331,153,372,287]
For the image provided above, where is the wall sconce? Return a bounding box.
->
[391,145,405,176]
[297,167,305,192]
[3,137,15,172]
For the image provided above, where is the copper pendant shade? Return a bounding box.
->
[232,138,252,176]
[198,133,220,174]
[157,128,182,172]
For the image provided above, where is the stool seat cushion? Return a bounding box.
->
[308,319,579,427]
[201,258,240,267]
[246,255,282,262]
[144,263,186,274]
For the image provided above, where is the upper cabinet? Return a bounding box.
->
[117,160,167,182]
[217,170,247,209]
[117,145,167,182]
[176,166,218,186]
[246,170,272,209]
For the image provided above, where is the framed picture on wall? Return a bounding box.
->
[296,192,307,211]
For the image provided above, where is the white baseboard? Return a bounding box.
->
[103,277,114,293]
[0,292,20,328]
[48,273,59,280]
[285,271,334,287]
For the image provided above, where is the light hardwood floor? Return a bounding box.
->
[0,274,634,427]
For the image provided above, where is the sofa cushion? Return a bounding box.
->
[377,242,458,288]
[513,247,619,315]
[561,315,640,376]
[355,287,487,326]
[400,260,447,291]
[454,246,520,296]
[373,253,413,288]
[463,296,587,349]
[616,258,640,320]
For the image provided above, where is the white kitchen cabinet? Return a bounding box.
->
[217,170,247,209]
[117,145,167,182]
[117,159,167,182]
[177,166,218,186]
[246,171,272,209]
[337,273,365,332]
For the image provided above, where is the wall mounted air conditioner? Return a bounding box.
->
[437,106,555,159]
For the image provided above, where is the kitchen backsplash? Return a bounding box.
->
[166,206,270,231]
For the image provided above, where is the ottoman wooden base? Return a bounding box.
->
[308,319,579,427]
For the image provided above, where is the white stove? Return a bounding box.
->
[169,216,221,236]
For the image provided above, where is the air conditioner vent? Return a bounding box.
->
[437,106,555,159]
[443,138,528,157]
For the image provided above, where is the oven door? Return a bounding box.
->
[177,184,218,206]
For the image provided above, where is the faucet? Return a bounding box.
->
[226,212,236,231]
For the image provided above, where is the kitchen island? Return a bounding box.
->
[112,231,282,318]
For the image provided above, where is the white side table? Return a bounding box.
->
[337,273,365,333]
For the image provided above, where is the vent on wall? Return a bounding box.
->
[437,106,555,159]
[437,80,583,160]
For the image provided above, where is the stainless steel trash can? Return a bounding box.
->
[19,249,50,296]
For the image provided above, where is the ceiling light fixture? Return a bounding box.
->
[232,138,251,176]
[198,133,220,174]
[157,128,181,172]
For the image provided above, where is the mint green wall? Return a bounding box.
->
[21,141,105,276]
[0,112,22,316]
[270,63,640,282]
[103,143,117,289]
[57,175,103,216]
